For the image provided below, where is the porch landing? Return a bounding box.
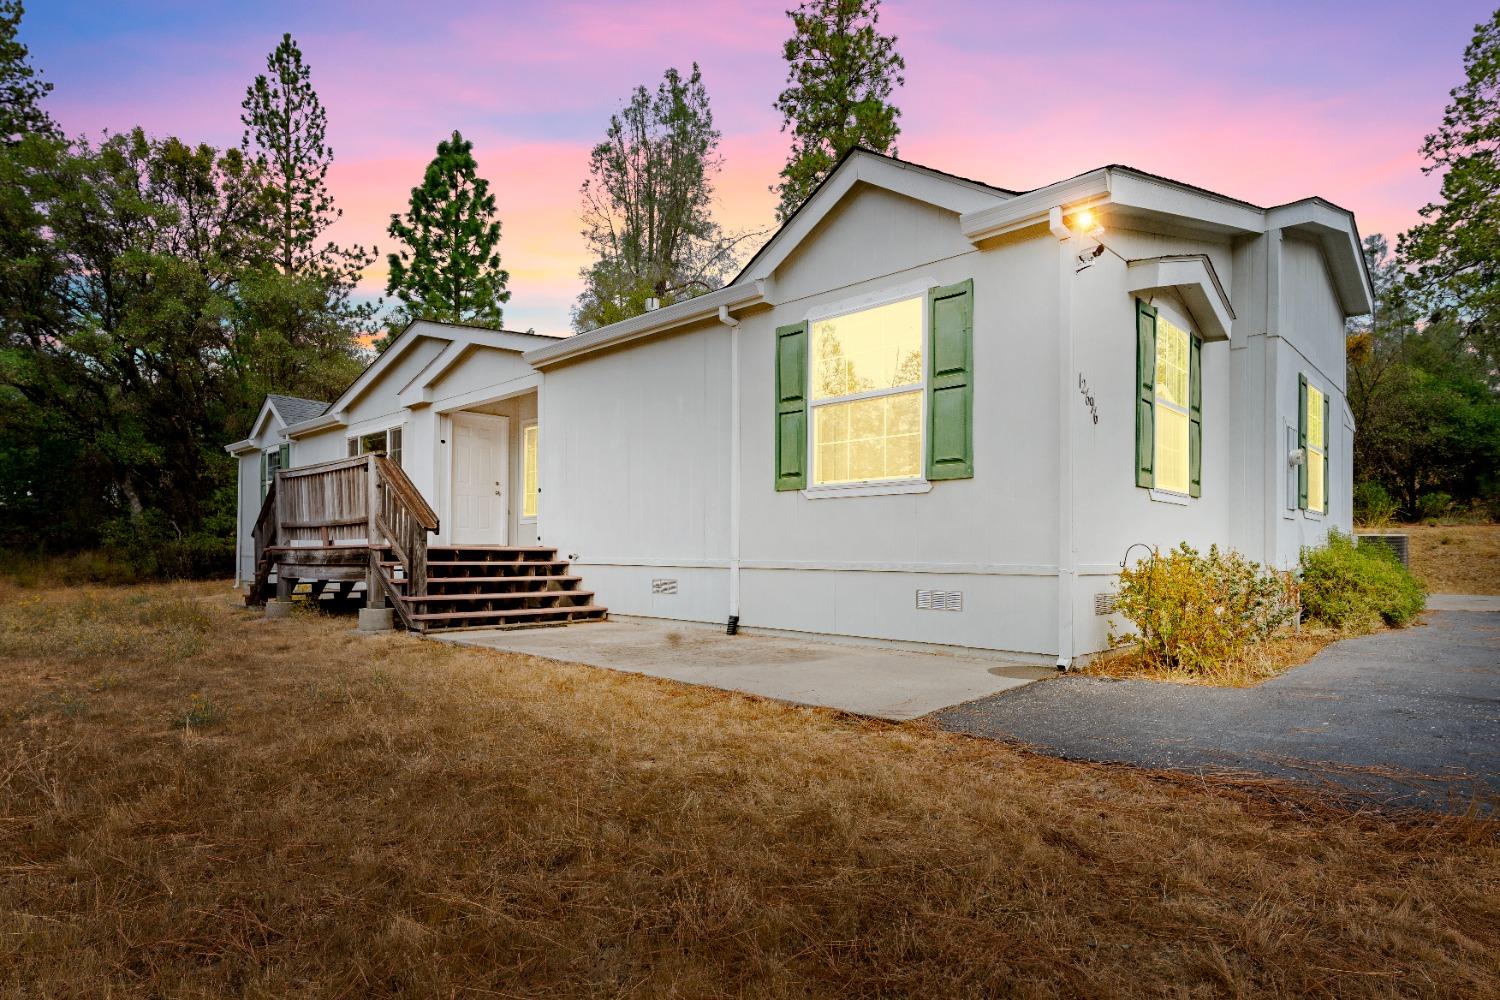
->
[431,618,1054,721]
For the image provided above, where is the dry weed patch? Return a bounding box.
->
[1087,627,1343,686]
[1404,523,1500,594]
[0,583,1496,997]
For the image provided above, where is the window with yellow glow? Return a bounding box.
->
[1306,384,1326,513]
[521,423,538,519]
[809,296,924,486]
[1153,317,1191,495]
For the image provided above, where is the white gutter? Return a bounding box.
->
[1049,206,1077,671]
[525,283,764,368]
[225,438,256,456]
[718,305,742,630]
[284,411,344,439]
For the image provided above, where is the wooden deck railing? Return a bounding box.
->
[246,454,439,623]
[369,455,439,629]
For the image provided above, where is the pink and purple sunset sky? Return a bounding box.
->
[25,1,1495,333]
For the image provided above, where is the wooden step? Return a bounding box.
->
[387,574,582,588]
[398,590,594,604]
[393,560,571,570]
[409,605,608,624]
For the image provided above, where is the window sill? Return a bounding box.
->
[802,479,932,500]
[1148,489,1192,506]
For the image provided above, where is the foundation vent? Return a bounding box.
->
[1094,592,1118,616]
[651,578,678,596]
[916,589,963,612]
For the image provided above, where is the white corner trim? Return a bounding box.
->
[1148,488,1192,506]
[801,479,932,500]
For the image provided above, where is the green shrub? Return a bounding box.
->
[1110,544,1298,676]
[1353,481,1400,527]
[1299,531,1425,632]
[1417,492,1454,521]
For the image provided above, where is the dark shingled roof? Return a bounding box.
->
[266,394,329,426]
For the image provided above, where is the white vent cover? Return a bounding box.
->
[916,589,963,612]
[651,578,678,595]
[1094,592,1118,616]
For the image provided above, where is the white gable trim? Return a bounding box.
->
[1266,199,1373,317]
[1126,255,1235,341]
[307,320,561,430]
[736,151,1013,284]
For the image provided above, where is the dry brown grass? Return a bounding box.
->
[2,582,1497,998]
[1084,627,1343,687]
[1404,523,1500,594]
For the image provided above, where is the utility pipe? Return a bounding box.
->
[718,305,742,633]
[1048,206,1076,671]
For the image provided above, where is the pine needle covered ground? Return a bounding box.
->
[2,582,1496,997]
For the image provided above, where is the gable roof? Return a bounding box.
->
[284,319,563,437]
[266,394,328,425]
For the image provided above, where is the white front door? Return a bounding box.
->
[450,412,508,544]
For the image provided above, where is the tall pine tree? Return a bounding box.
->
[240,32,370,281]
[772,0,905,221]
[385,130,510,330]
[1399,9,1500,375]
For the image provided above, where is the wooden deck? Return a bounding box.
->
[247,456,606,632]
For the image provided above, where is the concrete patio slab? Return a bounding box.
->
[430,618,1054,720]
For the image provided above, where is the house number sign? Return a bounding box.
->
[1077,373,1099,425]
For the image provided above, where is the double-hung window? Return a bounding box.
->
[260,443,289,499]
[1135,298,1202,498]
[1300,376,1328,514]
[809,296,925,487]
[347,425,403,466]
[774,280,973,492]
[1153,316,1192,495]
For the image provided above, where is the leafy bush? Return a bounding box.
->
[1110,544,1298,676]
[1417,492,1454,521]
[1353,481,1400,527]
[1299,531,1426,632]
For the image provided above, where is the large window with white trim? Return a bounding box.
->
[809,296,924,487]
[347,425,403,466]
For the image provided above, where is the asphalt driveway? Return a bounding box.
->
[935,608,1499,812]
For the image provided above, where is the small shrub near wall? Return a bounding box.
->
[1110,544,1298,677]
[1300,531,1426,632]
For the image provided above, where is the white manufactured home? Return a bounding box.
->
[228,149,1371,667]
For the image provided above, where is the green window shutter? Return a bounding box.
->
[278,443,290,471]
[259,451,268,499]
[927,279,975,481]
[1188,334,1202,497]
[774,321,808,491]
[1135,299,1157,488]
[1297,374,1309,509]
[1322,393,1330,514]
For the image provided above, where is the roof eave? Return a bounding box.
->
[524,284,765,368]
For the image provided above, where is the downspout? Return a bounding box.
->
[1049,206,1076,671]
[718,304,742,634]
